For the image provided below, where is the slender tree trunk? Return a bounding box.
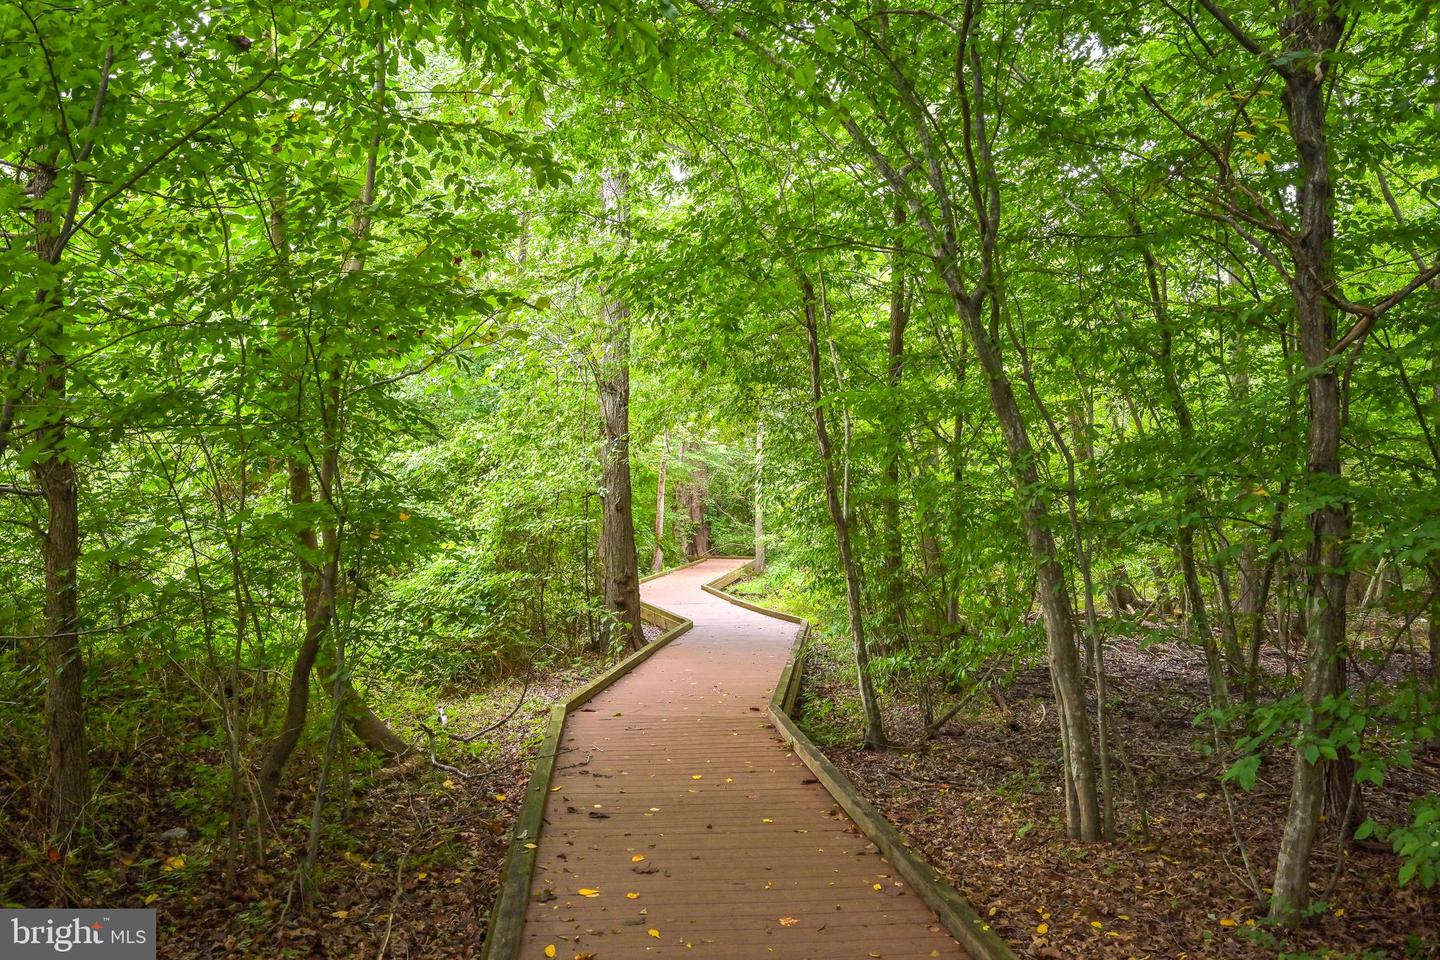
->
[1271,9,1349,922]
[257,463,332,823]
[25,155,89,852]
[753,420,765,572]
[328,37,406,756]
[653,428,669,573]
[688,447,711,559]
[879,198,909,651]
[940,267,1102,841]
[257,45,406,819]
[802,276,886,749]
[1141,244,1233,711]
[596,169,643,651]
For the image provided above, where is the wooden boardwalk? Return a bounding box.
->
[518,558,966,959]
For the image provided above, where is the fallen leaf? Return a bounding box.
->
[631,855,646,862]
[627,892,640,900]
[545,946,556,958]
[578,888,600,897]
[1035,923,1049,935]
[778,916,798,926]
[648,928,661,938]
[331,910,350,919]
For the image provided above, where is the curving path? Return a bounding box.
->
[517,558,966,959]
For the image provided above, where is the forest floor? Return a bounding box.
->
[791,623,1440,960]
[0,625,661,958]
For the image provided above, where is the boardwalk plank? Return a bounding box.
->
[517,558,967,960]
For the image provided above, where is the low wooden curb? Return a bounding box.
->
[705,562,1021,960]
[479,603,694,960]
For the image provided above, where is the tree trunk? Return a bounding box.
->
[1141,241,1232,711]
[653,428,668,573]
[939,266,1102,841]
[25,156,89,851]
[688,447,711,559]
[1271,8,1349,923]
[257,462,332,823]
[879,198,909,652]
[753,420,765,572]
[802,275,886,749]
[596,169,643,651]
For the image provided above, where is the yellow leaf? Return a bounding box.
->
[1219,918,1237,927]
[873,883,883,891]
[627,892,640,900]
[417,872,427,880]
[1236,130,1254,140]
[399,511,410,521]
[360,0,370,7]
[691,775,702,780]
[551,786,563,792]
[762,818,774,824]
[648,929,661,939]
[1090,921,1102,929]
[331,910,350,919]
[493,794,506,802]
[778,916,798,926]
[1333,908,1344,918]
[577,888,600,897]
[144,893,158,905]
[632,854,645,862]
[1255,152,1271,166]
[545,946,556,958]
[442,778,456,790]
[1035,923,1049,935]
[162,855,185,872]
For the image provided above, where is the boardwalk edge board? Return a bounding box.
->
[480,601,695,960]
[705,561,1022,960]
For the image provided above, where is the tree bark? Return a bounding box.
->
[802,276,886,749]
[1269,6,1349,923]
[688,448,711,559]
[653,428,669,573]
[879,198,909,652]
[1139,241,1232,711]
[25,155,89,851]
[940,266,1103,841]
[596,169,643,651]
[753,420,765,572]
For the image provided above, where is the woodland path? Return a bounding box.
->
[517,557,966,959]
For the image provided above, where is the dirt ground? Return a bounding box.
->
[797,631,1440,960]
[1,623,664,958]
